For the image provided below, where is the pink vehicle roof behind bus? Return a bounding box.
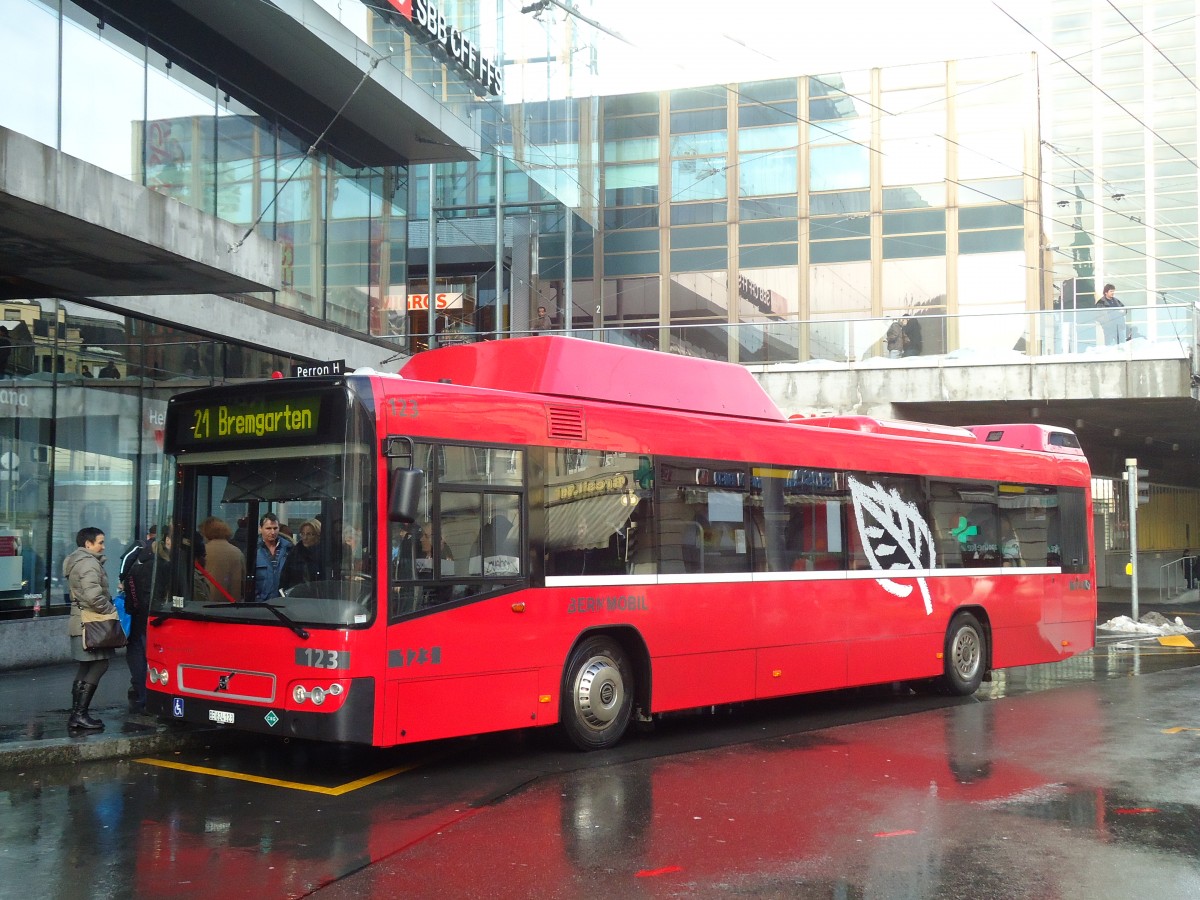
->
[794,415,1085,456]
[965,423,1085,455]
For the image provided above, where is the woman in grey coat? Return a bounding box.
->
[64,526,117,730]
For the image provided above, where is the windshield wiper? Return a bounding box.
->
[203,602,310,640]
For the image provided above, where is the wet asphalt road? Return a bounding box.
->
[4,633,1200,899]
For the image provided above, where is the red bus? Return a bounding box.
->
[144,336,1096,749]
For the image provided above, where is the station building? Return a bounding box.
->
[2,0,1200,662]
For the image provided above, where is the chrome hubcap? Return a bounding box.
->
[952,628,981,679]
[575,656,624,731]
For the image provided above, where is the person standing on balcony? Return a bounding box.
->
[1096,283,1127,345]
[885,319,904,358]
[532,305,553,333]
[900,317,922,357]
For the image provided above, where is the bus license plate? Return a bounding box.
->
[208,710,236,725]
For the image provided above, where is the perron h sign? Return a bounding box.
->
[292,360,345,378]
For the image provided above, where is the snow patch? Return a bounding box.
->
[1097,612,1192,636]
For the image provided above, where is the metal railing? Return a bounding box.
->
[445,302,1197,367]
[1160,555,1198,604]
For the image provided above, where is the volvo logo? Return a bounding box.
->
[215,672,236,692]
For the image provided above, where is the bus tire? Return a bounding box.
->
[561,635,634,751]
[941,612,986,696]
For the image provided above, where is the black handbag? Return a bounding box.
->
[80,604,128,651]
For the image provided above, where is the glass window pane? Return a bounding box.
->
[603,276,660,324]
[883,233,946,258]
[884,184,946,210]
[809,118,870,145]
[670,225,727,249]
[0,0,60,146]
[810,239,870,263]
[883,209,946,235]
[960,205,1025,230]
[739,150,797,197]
[670,248,728,272]
[959,229,1024,253]
[740,196,798,219]
[738,266,796,320]
[883,257,946,312]
[61,5,146,181]
[737,104,797,129]
[809,191,869,216]
[810,261,871,314]
[811,217,870,240]
[810,145,869,191]
[671,132,728,156]
[738,124,798,151]
[960,178,1023,206]
[669,271,728,321]
[740,244,797,268]
[672,157,727,201]
[882,136,944,185]
[670,202,724,226]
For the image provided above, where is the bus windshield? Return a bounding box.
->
[151,442,375,628]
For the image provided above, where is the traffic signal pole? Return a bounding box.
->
[1126,458,1149,621]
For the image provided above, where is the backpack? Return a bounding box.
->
[120,544,155,615]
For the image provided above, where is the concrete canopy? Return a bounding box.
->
[89,0,481,167]
[0,128,280,300]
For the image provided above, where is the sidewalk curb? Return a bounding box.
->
[0,724,249,771]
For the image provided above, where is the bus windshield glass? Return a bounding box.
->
[151,441,375,628]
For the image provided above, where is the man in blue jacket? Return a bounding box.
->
[255,513,292,601]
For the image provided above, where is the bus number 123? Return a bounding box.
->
[297,648,350,669]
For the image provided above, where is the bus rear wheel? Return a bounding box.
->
[561,636,634,751]
[941,612,986,696]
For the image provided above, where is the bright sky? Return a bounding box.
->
[506,0,1049,98]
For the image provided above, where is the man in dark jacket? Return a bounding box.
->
[1095,283,1127,345]
[120,529,169,714]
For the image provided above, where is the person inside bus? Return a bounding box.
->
[415,522,453,577]
[281,518,324,590]
[1000,516,1022,567]
[254,512,292,601]
[199,516,245,601]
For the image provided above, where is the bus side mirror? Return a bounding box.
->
[388,468,425,523]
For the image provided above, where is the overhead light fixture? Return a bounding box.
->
[1113,428,1122,437]
[1030,407,1040,419]
[1145,436,1154,446]
[1173,443,1181,451]
[1075,418,1085,429]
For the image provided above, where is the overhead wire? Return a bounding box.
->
[1104,0,1199,93]
[198,0,1199,333]
[992,0,1199,171]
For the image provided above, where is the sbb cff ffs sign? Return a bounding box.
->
[408,292,464,311]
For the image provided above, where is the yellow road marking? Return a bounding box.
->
[134,757,425,795]
[1158,635,1196,648]
[1162,727,1200,734]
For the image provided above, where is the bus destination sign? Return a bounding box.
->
[177,396,322,447]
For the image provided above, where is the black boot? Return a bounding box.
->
[68,680,104,731]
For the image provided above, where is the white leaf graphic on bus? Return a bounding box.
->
[848,476,934,615]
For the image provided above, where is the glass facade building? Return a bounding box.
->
[412,54,1048,363]
[1044,0,1199,320]
[0,0,489,622]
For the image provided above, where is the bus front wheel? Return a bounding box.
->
[561,636,634,751]
[941,612,986,696]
